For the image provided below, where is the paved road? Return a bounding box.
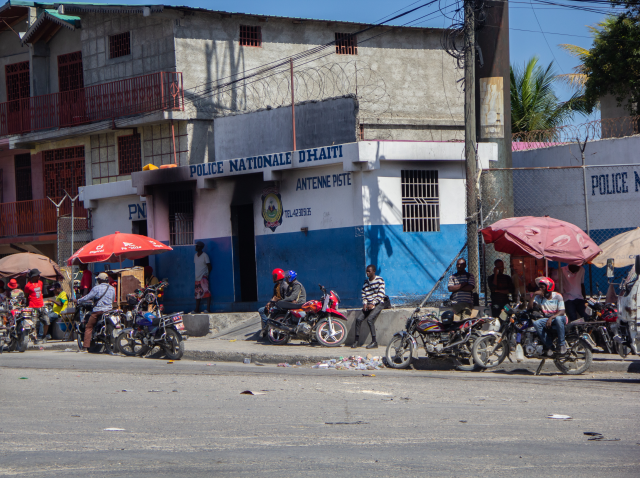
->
[1,351,639,477]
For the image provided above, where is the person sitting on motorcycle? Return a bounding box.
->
[259,268,288,338]
[276,270,306,309]
[24,269,49,343]
[528,277,567,355]
[77,272,116,354]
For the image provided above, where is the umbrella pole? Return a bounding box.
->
[545,259,548,278]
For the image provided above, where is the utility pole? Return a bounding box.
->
[464,0,479,290]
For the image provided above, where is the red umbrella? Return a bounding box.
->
[67,231,172,266]
[481,216,602,265]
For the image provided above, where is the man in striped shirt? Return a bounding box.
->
[352,265,386,349]
[447,258,475,319]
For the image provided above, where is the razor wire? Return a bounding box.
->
[185,59,391,119]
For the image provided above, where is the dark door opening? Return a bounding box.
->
[132,220,149,267]
[14,153,32,202]
[231,204,258,302]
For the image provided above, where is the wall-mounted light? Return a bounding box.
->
[300,227,308,236]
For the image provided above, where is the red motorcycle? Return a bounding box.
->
[267,285,348,347]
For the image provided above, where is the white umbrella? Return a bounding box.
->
[591,227,640,268]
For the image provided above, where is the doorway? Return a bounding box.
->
[231,204,258,302]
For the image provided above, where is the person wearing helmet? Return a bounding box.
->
[258,268,288,338]
[277,270,306,309]
[76,272,116,354]
[528,276,567,355]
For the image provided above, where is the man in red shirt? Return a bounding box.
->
[79,264,92,296]
[24,269,49,342]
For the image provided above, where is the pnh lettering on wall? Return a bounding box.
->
[128,203,147,220]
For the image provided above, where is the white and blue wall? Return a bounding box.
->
[84,140,497,312]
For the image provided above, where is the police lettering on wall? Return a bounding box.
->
[262,187,283,232]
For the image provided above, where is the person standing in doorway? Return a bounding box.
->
[352,265,386,349]
[448,259,475,319]
[79,263,92,296]
[488,259,513,318]
[194,241,212,313]
[560,264,588,322]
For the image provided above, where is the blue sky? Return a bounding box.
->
[94,0,622,122]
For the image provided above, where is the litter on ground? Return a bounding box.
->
[312,356,385,370]
[547,414,572,420]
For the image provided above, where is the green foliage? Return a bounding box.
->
[583,15,640,114]
[510,56,589,133]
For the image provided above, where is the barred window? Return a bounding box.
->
[240,25,261,47]
[5,61,30,101]
[401,170,440,232]
[169,189,194,246]
[335,33,357,55]
[109,32,131,59]
[117,133,142,175]
[43,146,86,198]
[58,51,84,92]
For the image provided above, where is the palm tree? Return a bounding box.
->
[511,56,589,134]
[557,18,616,95]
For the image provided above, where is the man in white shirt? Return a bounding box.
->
[193,241,212,313]
[560,264,588,322]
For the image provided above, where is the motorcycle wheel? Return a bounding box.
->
[315,319,347,347]
[616,341,631,359]
[267,316,290,345]
[453,334,480,371]
[554,338,593,375]
[77,333,105,354]
[116,332,146,357]
[163,329,184,360]
[16,334,29,353]
[471,334,509,369]
[385,335,414,369]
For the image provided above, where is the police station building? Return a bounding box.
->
[81,139,497,312]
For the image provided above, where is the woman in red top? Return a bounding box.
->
[24,268,49,342]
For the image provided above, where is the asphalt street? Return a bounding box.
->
[1,351,639,477]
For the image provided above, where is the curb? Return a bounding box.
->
[36,341,640,373]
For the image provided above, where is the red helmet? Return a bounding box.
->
[272,268,285,282]
[535,276,555,292]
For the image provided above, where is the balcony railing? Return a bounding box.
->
[0,197,87,237]
[0,71,183,137]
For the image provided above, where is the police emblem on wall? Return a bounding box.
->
[262,187,283,232]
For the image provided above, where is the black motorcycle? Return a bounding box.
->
[0,300,34,353]
[471,305,594,375]
[385,311,488,371]
[584,295,618,354]
[115,281,186,360]
[75,302,124,353]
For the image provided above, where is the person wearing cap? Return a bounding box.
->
[7,278,21,297]
[77,272,116,353]
[24,269,49,342]
[193,241,212,313]
[46,282,68,331]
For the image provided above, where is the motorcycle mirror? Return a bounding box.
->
[636,255,640,275]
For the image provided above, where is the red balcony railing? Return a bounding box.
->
[0,71,183,137]
[0,197,87,237]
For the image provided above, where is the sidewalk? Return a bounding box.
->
[35,336,640,374]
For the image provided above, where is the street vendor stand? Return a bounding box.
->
[103,266,145,307]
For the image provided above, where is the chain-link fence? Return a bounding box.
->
[480,163,640,300]
[57,211,92,293]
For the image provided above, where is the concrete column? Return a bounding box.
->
[29,41,50,97]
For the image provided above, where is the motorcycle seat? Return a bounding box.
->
[276,300,303,311]
[566,318,586,329]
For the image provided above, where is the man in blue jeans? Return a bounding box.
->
[528,276,567,355]
[259,268,287,338]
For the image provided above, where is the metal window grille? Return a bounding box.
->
[240,25,262,47]
[169,189,194,246]
[401,170,440,232]
[5,61,30,101]
[117,133,142,175]
[335,33,357,55]
[109,32,131,59]
[90,133,117,184]
[14,153,32,201]
[43,146,86,198]
[143,122,188,167]
[57,51,84,92]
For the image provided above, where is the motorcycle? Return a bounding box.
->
[584,295,618,354]
[385,310,488,371]
[614,255,640,358]
[75,302,123,353]
[471,305,594,375]
[0,298,34,353]
[266,285,348,347]
[115,281,186,360]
